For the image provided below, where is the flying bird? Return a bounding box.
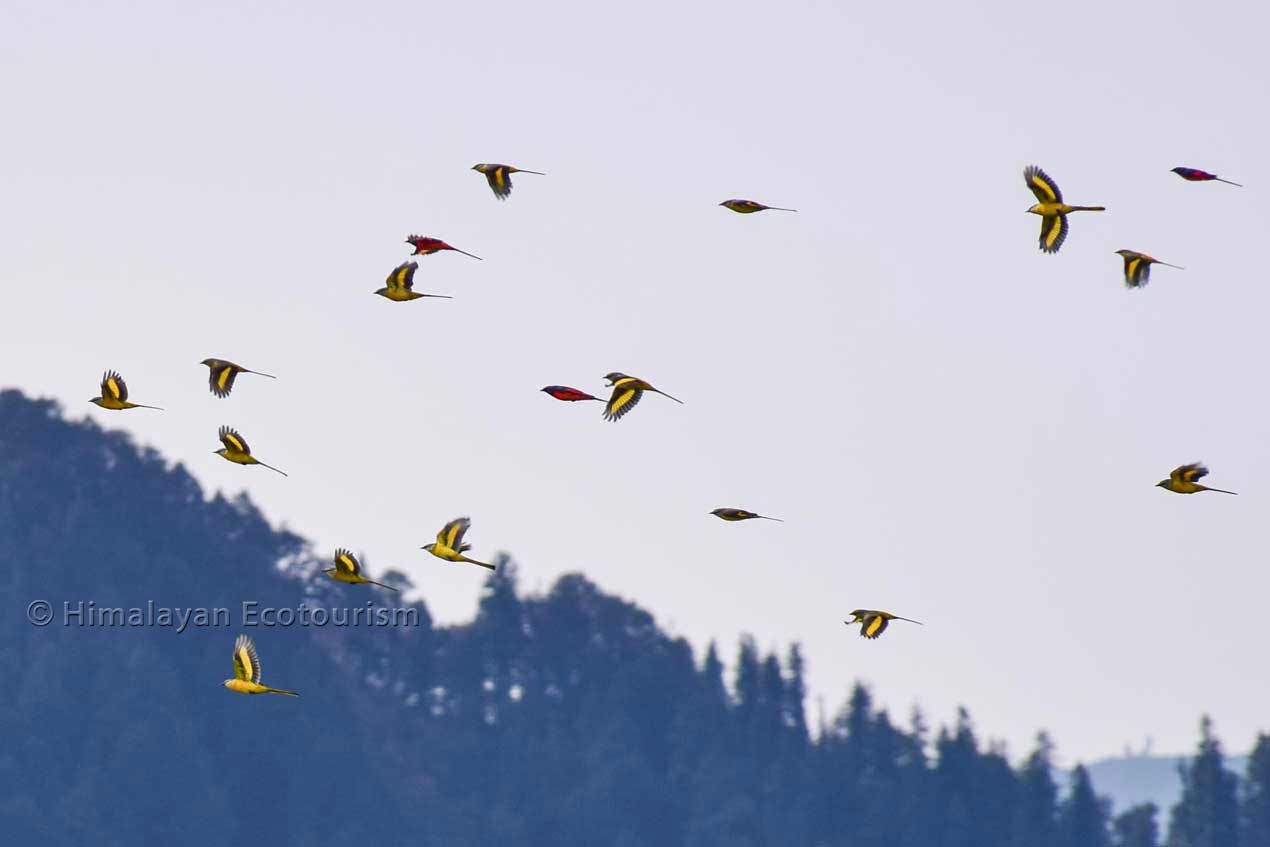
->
[845,609,923,640]
[1023,166,1106,253]
[1171,167,1242,187]
[541,385,605,402]
[1156,463,1236,495]
[322,548,399,591]
[719,199,797,214]
[89,370,163,411]
[423,517,495,570]
[223,634,299,696]
[602,372,684,422]
[710,508,783,522]
[375,261,453,302]
[405,235,482,260]
[472,163,544,200]
[1114,250,1184,289]
[200,358,276,398]
[214,426,287,476]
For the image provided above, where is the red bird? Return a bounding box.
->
[404,235,483,260]
[1170,167,1242,187]
[541,386,604,402]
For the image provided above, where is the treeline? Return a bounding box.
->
[0,388,1267,846]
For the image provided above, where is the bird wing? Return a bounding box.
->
[102,370,128,402]
[1024,166,1063,203]
[1124,256,1150,288]
[1176,463,1208,484]
[233,634,261,684]
[388,261,418,292]
[438,517,471,550]
[488,167,511,198]
[219,426,250,455]
[862,614,889,639]
[333,548,361,576]
[604,386,643,421]
[1038,213,1068,254]
[210,364,239,398]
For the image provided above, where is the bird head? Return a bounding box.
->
[200,358,218,367]
[1169,167,1184,175]
[1025,203,1043,215]
[222,679,234,689]
[1155,479,1169,488]
[421,542,435,553]
[1114,249,1132,257]
[846,610,868,622]
[214,448,227,457]
[89,397,103,405]
[472,164,486,172]
[603,372,627,385]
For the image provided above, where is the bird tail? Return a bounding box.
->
[369,580,400,592]
[758,515,785,522]
[421,294,454,299]
[770,207,798,212]
[894,616,925,625]
[515,169,546,175]
[454,249,483,261]
[266,687,300,697]
[1216,177,1243,187]
[247,370,278,379]
[133,403,165,410]
[1070,205,1106,212]
[461,556,496,571]
[1157,262,1185,270]
[259,461,289,477]
[653,389,685,404]
[1203,486,1238,495]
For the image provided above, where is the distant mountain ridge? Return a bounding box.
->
[1085,752,1249,816]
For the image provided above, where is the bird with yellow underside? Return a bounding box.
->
[1156,462,1236,495]
[89,370,163,411]
[422,517,495,570]
[472,163,544,200]
[710,508,783,522]
[322,548,399,591]
[375,261,453,302]
[223,634,299,696]
[214,426,287,476]
[1023,166,1105,253]
[200,358,276,398]
[845,609,923,639]
[1114,250,1184,289]
[602,372,684,422]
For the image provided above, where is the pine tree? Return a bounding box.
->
[1242,734,1270,847]
[1168,716,1241,847]
[1013,733,1060,847]
[1060,765,1110,847]
[1113,803,1159,847]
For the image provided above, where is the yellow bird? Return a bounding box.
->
[472,163,545,200]
[89,370,163,411]
[375,261,453,302]
[1114,250,1184,289]
[200,358,276,398]
[602,372,684,422]
[422,517,495,570]
[214,426,287,476]
[710,508,783,522]
[719,199,797,214]
[322,548,399,591]
[845,609,923,640]
[1023,166,1105,253]
[1156,462,1236,495]
[223,634,299,697]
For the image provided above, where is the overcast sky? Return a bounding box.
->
[3,0,1267,764]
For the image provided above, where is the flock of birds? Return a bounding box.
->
[82,160,1244,696]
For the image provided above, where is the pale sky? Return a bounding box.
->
[3,0,1267,763]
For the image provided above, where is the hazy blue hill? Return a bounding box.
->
[1085,753,1249,818]
[0,389,1264,846]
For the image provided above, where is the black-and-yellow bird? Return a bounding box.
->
[422,517,495,570]
[322,548,399,591]
[214,426,287,476]
[1114,250,1184,289]
[375,261,453,302]
[602,372,684,422]
[720,199,797,214]
[710,508,783,522]
[89,370,163,411]
[845,609,923,639]
[1023,166,1106,253]
[200,358,276,398]
[223,634,299,697]
[472,163,544,200]
[1156,462,1236,495]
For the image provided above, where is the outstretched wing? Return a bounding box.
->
[439,517,472,550]
[210,363,240,398]
[102,370,128,402]
[387,261,418,293]
[1175,463,1209,484]
[233,634,261,683]
[861,614,889,639]
[219,426,251,455]
[487,166,512,199]
[1024,165,1063,203]
[1123,255,1151,288]
[334,548,361,576]
[1038,213,1068,254]
[604,386,643,421]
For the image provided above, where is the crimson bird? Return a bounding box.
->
[541,385,604,402]
[404,235,483,260]
[1171,167,1242,187]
